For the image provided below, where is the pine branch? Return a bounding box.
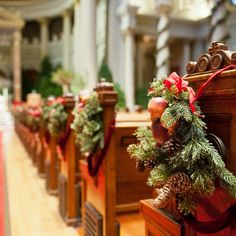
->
[147,164,171,187]
[127,126,157,161]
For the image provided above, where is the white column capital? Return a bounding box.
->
[38,17,49,25]
[155,0,172,15]
[62,9,71,18]
[118,4,139,34]
[74,0,80,5]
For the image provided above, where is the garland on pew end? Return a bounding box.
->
[71,92,104,155]
[127,66,236,232]
[42,97,68,137]
[71,92,115,177]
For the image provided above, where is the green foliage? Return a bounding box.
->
[70,73,86,94]
[127,126,157,161]
[36,57,62,98]
[98,59,113,82]
[147,165,171,187]
[27,114,41,132]
[135,87,149,108]
[114,83,126,108]
[98,61,126,108]
[52,68,74,86]
[48,103,67,136]
[42,102,68,136]
[71,92,104,154]
[128,76,236,215]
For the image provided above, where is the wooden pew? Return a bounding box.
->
[57,96,82,226]
[140,42,236,236]
[45,95,75,195]
[80,82,152,236]
[37,121,46,177]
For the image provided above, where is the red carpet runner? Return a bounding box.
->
[0,131,4,235]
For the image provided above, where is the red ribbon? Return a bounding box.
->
[48,97,65,106]
[163,72,196,113]
[57,113,74,159]
[193,64,236,103]
[182,202,236,234]
[163,65,236,113]
[28,109,41,117]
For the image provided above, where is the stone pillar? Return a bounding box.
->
[13,30,22,102]
[119,4,138,111]
[39,18,49,59]
[73,0,81,74]
[155,0,172,78]
[82,0,97,90]
[181,40,191,76]
[210,0,229,43]
[137,38,143,88]
[63,10,71,70]
[193,39,205,61]
[124,30,135,111]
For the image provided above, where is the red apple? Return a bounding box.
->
[148,97,168,121]
[151,119,169,145]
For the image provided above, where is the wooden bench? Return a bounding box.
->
[45,95,74,195]
[80,82,153,236]
[140,42,236,236]
[56,96,82,226]
[37,120,47,177]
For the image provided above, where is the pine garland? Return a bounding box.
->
[42,102,68,137]
[128,74,236,215]
[71,92,104,155]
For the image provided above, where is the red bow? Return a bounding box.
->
[48,97,65,106]
[28,109,41,117]
[164,72,196,113]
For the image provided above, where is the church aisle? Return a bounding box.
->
[4,130,78,236]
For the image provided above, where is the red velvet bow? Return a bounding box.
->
[28,109,41,117]
[164,72,196,113]
[48,97,65,106]
[77,102,85,112]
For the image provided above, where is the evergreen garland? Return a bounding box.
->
[71,92,104,155]
[42,101,67,137]
[27,109,41,132]
[128,74,236,215]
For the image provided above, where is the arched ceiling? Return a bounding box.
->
[129,0,214,21]
[0,0,73,20]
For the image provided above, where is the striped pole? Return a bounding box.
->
[210,0,230,43]
[155,0,172,78]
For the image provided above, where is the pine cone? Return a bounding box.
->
[136,160,145,172]
[153,172,191,209]
[144,158,157,169]
[162,139,182,154]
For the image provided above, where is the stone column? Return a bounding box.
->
[124,30,135,111]
[210,0,229,43]
[63,10,71,70]
[155,0,172,78]
[13,30,22,102]
[39,17,49,59]
[82,0,97,90]
[181,40,191,76]
[119,4,138,111]
[193,39,205,61]
[73,0,81,74]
